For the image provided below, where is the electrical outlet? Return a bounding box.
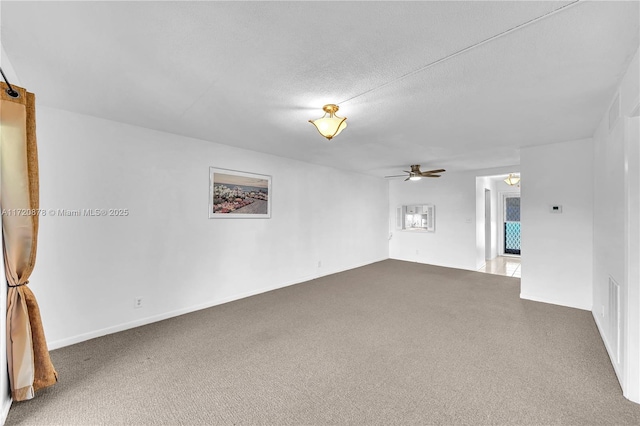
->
[318,261,322,268]
[416,250,419,255]
[134,297,143,309]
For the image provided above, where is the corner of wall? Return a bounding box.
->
[0,396,11,426]
[591,310,624,386]
[591,43,640,404]
[28,107,390,349]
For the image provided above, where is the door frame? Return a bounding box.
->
[498,191,521,257]
[485,189,492,260]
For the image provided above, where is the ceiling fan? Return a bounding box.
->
[385,165,446,181]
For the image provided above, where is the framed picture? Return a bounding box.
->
[209,167,271,218]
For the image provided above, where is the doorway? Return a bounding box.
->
[503,194,521,255]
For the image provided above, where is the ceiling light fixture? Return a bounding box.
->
[309,104,347,140]
[504,174,521,186]
[409,173,422,181]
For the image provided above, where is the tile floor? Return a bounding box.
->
[478,256,521,278]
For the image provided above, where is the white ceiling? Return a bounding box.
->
[1,1,638,177]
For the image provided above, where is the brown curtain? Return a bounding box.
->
[1,82,57,401]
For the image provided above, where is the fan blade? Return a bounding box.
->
[421,169,446,175]
[404,177,410,181]
[424,174,441,178]
[403,171,411,173]
[384,174,408,178]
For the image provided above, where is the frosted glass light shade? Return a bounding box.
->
[309,104,347,140]
[409,174,422,181]
[310,117,347,139]
[504,174,521,186]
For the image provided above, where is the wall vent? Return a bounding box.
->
[609,93,620,132]
[608,276,621,364]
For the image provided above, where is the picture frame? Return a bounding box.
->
[209,167,272,219]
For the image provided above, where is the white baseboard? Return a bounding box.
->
[592,310,624,389]
[48,257,389,350]
[0,394,11,426]
[316,257,389,279]
[389,255,477,272]
[519,292,590,311]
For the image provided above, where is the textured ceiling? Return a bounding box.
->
[1,1,638,177]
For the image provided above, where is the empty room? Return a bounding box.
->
[1,1,640,424]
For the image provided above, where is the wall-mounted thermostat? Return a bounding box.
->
[550,205,562,213]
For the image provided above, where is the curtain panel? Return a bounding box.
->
[0,82,57,401]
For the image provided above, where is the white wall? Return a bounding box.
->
[389,166,516,272]
[1,43,18,420]
[520,138,594,310]
[476,176,497,266]
[29,106,389,349]
[476,176,492,266]
[593,47,640,402]
[389,171,477,270]
[488,183,498,259]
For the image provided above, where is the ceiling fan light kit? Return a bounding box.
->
[308,104,347,140]
[385,164,446,181]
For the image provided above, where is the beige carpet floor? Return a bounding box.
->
[6,260,640,425]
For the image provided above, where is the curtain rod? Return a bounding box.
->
[0,66,20,98]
